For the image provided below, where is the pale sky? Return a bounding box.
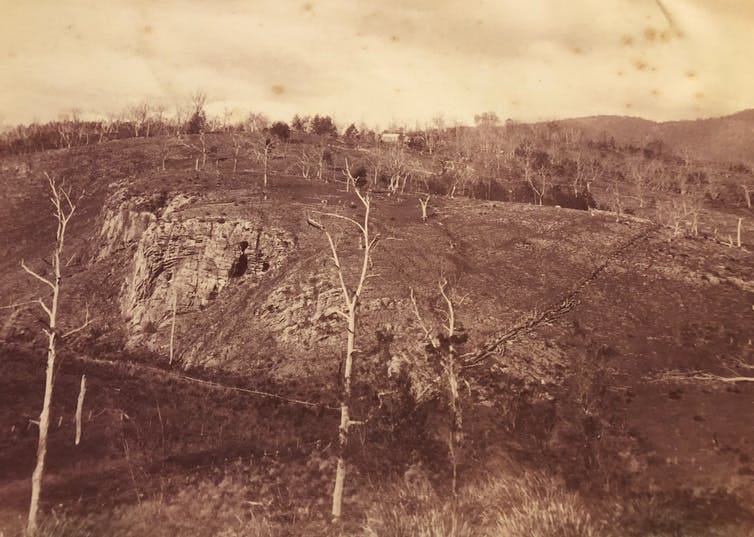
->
[1,0,753,127]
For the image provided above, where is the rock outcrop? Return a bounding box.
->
[98,190,296,338]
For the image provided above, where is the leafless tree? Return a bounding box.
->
[173,103,190,136]
[95,119,115,144]
[419,194,431,223]
[655,170,706,237]
[230,131,248,174]
[418,115,445,155]
[609,179,625,221]
[372,144,413,194]
[56,111,78,149]
[198,131,209,169]
[315,142,331,183]
[520,146,549,206]
[573,152,602,196]
[298,148,314,181]
[626,158,662,208]
[307,176,377,520]
[152,104,167,136]
[156,136,173,171]
[127,102,150,138]
[21,173,92,536]
[245,112,270,134]
[409,279,466,496]
[252,136,274,187]
[178,136,202,171]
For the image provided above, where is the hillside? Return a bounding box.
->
[558,109,754,164]
[0,134,753,536]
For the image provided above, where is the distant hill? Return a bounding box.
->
[557,110,754,164]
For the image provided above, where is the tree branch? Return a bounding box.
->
[21,261,55,290]
[62,306,95,339]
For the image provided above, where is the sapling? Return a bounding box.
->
[410,279,467,496]
[307,172,377,519]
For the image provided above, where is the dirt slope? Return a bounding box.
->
[1,137,753,535]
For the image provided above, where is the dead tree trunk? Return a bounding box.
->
[419,195,431,223]
[410,279,465,496]
[307,177,376,520]
[22,173,91,536]
[169,291,177,364]
[438,280,462,496]
[75,375,86,446]
[199,131,208,169]
[254,138,274,188]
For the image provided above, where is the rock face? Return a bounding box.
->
[98,191,296,336]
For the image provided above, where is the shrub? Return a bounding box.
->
[310,115,338,137]
[269,121,290,141]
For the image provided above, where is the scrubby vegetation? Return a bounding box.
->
[0,103,752,535]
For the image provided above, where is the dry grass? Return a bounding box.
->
[363,472,603,537]
[14,473,276,537]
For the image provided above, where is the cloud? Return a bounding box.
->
[0,0,752,126]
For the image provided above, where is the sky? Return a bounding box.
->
[1,0,753,128]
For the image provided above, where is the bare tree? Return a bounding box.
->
[371,144,414,194]
[245,112,270,134]
[230,131,248,174]
[298,148,314,181]
[95,119,115,144]
[418,115,445,155]
[419,194,431,223]
[252,136,274,187]
[574,152,602,196]
[127,102,150,138]
[22,173,92,536]
[56,111,78,149]
[156,136,172,171]
[315,141,331,183]
[198,131,209,169]
[307,177,377,520]
[409,279,466,496]
[178,136,202,172]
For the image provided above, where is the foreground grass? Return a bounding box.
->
[12,466,751,537]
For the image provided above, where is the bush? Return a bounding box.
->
[186,111,206,135]
[310,115,338,137]
[269,121,290,141]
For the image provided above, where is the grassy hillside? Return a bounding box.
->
[0,132,753,536]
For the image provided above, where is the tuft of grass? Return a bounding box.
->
[494,495,599,537]
[364,498,474,537]
[363,472,603,537]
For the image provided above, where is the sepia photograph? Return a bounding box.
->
[0,1,753,535]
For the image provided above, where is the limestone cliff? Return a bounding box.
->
[98,190,296,343]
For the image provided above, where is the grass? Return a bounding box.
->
[8,472,277,537]
[363,472,603,537]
